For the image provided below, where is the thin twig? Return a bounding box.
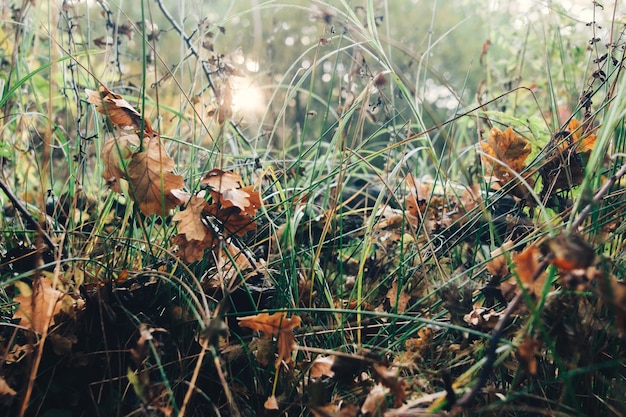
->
[0,178,56,250]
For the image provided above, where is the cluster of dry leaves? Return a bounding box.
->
[86,85,261,267]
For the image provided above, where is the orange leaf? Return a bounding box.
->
[264,395,279,410]
[513,246,546,297]
[540,233,595,271]
[568,118,597,153]
[126,137,184,216]
[238,312,301,367]
[480,127,531,185]
[86,85,155,136]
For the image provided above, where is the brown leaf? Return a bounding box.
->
[540,233,594,272]
[204,204,256,237]
[487,240,515,277]
[86,85,154,136]
[238,312,301,367]
[513,245,546,297]
[385,280,410,314]
[13,277,70,334]
[172,195,210,242]
[126,137,184,216]
[360,383,388,416]
[568,118,597,153]
[201,169,242,192]
[264,395,279,410]
[515,336,541,375]
[404,174,430,219]
[310,356,336,379]
[0,376,16,397]
[480,127,532,185]
[371,364,406,408]
[101,133,140,193]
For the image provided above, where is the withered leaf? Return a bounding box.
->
[126,137,185,216]
[13,277,72,334]
[568,118,597,153]
[238,312,301,367]
[0,376,16,397]
[172,194,210,242]
[86,85,154,136]
[201,169,242,192]
[515,336,541,375]
[264,395,279,410]
[487,240,515,278]
[101,133,140,193]
[481,127,532,185]
[513,245,546,298]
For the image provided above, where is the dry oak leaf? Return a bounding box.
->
[86,85,154,136]
[237,312,301,367]
[513,245,546,298]
[201,168,242,192]
[360,383,388,417]
[101,133,140,193]
[201,169,262,215]
[568,118,597,153]
[13,277,72,334]
[480,127,532,185]
[172,194,210,242]
[204,204,257,237]
[487,240,515,278]
[126,137,184,216]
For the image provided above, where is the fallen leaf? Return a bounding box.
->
[480,127,532,186]
[264,395,279,410]
[86,85,154,136]
[385,280,410,314]
[101,133,140,193]
[310,356,336,379]
[0,376,16,397]
[404,174,430,219]
[515,336,541,375]
[204,204,256,237]
[360,383,388,416]
[126,136,185,216]
[372,363,406,408]
[238,312,301,367]
[513,245,546,298]
[568,118,597,153]
[13,277,71,334]
[172,194,210,242]
[540,233,595,272]
[201,169,242,192]
[487,240,515,278]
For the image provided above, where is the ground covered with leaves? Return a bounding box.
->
[1,1,626,416]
